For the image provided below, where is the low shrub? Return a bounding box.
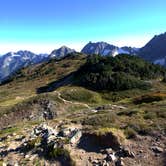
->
[82,112,117,127]
[26,137,42,150]
[124,127,137,139]
[144,112,156,119]
[47,146,75,166]
[117,109,138,117]
[133,93,166,104]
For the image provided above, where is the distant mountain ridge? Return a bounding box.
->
[0,46,75,82]
[1,32,166,82]
[81,41,139,56]
[0,51,49,81]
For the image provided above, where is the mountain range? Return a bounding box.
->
[0,32,166,82]
[0,46,75,82]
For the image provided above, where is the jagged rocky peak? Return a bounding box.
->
[50,46,76,58]
[81,41,116,55]
[81,41,139,56]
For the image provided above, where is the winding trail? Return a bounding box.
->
[54,91,91,109]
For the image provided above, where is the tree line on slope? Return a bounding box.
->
[75,54,166,91]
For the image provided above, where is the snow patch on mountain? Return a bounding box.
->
[154,58,166,66]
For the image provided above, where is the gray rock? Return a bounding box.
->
[25,154,30,158]
[105,148,114,154]
[151,146,164,153]
[106,153,117,162]
[115,158,125,166]
[2,162,7,166]
[70,129,82,144]
[102,160,109,166]
[122,147,135,158]
[92,159,99,165]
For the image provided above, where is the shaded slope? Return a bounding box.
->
[139,32,166,66]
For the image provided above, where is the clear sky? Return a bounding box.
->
[0,0,166,54]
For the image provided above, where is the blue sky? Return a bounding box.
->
[0,0,166,53]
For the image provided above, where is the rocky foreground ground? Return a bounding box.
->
[0,120,165,166]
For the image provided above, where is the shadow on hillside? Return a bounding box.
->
[36,72,75,94]
[0,142,72,166]
[77,134,105,153]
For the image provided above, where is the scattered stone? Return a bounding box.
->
[70,129,82,144]
[31,123,58,139]
[91,109,98,113]
[139,150,143,153]
[60,127,76,137]
[105,148,114,154]
[151,146,164,153]
[115,158,125,166]
[88,156,92,162]
[15,135,25,142]
[155,153,160,157]
[122,147,135,158]
[30,154,38,161]
[14,162,19,166]
[106,153,117,162]
[102,160,109,166]
[2,162,7,166]
[7,135,12,139]
[92,159,99,165]
[25,154,30,158]
[0,136,7,142]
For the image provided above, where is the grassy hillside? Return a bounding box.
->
[0,53,86,111]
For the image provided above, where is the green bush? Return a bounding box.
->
[26,137,42,150]
[75,54,164,91]
[127,122,151,136]
[49,147,69,158]
[47,147,75,166]
[133,94,164,104]
[144,112,156,119]
[117,109,138,117]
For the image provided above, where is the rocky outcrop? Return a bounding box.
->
[0,98,57,129]
[0,123,82,165]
